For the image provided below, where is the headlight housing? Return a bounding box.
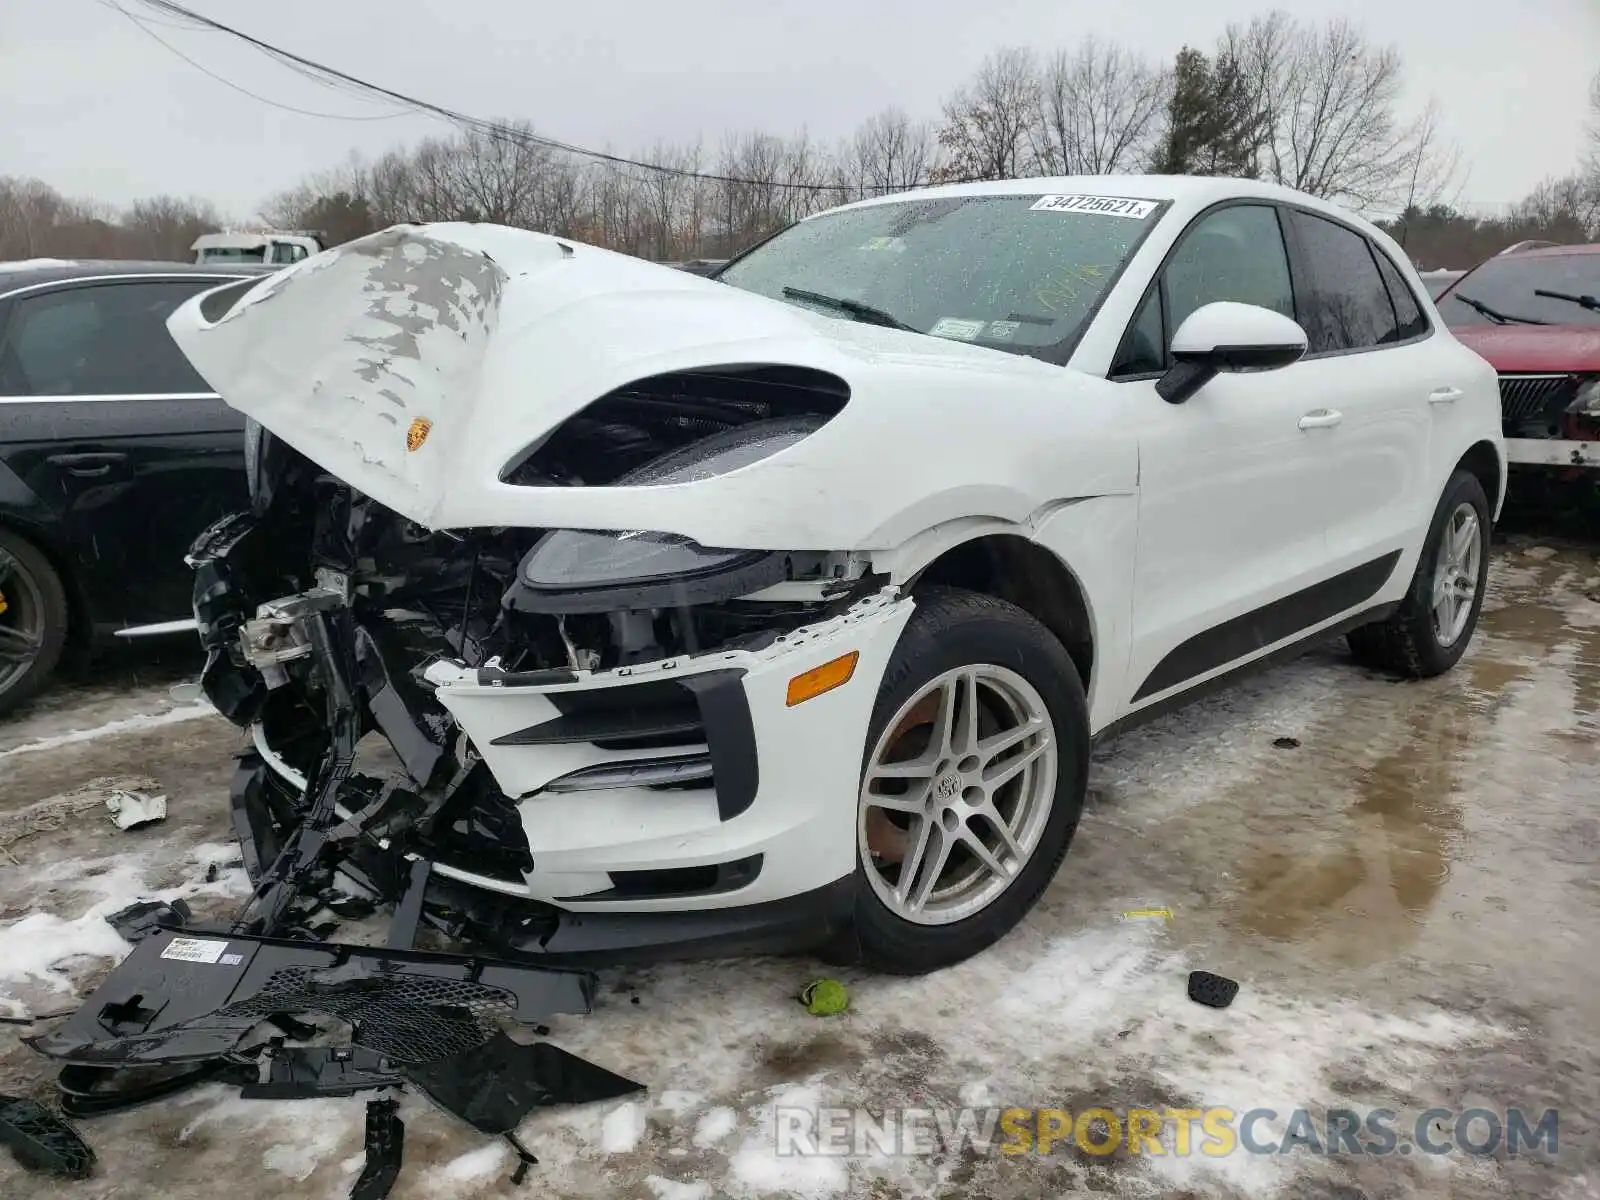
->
[508,416,822,613]
[1569,377,1600,416]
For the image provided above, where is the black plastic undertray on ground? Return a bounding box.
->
[26,927,600,1068]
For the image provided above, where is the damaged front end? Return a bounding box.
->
[184,369,889,963]
[26,393,896,1180]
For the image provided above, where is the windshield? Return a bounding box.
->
[199,246,268,263]
[715,192,1167,359]
[1437,253,1600,327]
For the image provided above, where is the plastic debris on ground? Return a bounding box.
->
[105,899,192,944]
[0,1094,96,1179]
[348,1099,404,1200]
[1187,970,1241,1009]
[104,790,168,831]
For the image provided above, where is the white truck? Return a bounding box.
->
[192,231,324,267]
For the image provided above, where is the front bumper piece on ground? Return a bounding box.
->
[23,918,642,1191]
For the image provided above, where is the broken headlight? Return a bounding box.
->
[509,417,821,613]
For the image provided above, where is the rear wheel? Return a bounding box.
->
[853,588,1089,974]
[1346,469,1491,678]
[0,527,70,717]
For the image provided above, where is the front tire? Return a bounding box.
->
[852,587,1090,975]
[1346,468,1491,678]
[0,527,70,717]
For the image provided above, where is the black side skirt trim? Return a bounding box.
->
[1131,550,1403,703]
[1097,600,1399,745]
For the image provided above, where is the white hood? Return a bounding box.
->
[168,223,1136,550]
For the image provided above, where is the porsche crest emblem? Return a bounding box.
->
[406,417,432,452]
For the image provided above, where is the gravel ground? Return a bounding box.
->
[1,514,1597,1200]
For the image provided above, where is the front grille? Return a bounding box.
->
[1498,373,1577,424]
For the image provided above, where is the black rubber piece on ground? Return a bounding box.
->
[404,1033,644,1135]
[349,1099,404,1200]
[1346,468,1491,679]
[0,526,71,719]
[0,1094,95,1179]
[1187,971,1240,1009]
[1272,737,1301,749]
[852,587,1091,975]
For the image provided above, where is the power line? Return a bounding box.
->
[102,1,414,123]
[120,0,921,194]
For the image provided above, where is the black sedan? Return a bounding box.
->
[0,260,267,715]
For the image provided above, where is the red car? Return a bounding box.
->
[1434,244,1600,475]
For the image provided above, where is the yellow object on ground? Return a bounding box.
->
[798,978,850,1016]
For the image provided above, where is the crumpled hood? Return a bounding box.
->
[1452,323,1600,374]
[168,223,1135,550]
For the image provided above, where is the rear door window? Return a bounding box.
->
[0,279,219,396]
[1286,211,1403,353]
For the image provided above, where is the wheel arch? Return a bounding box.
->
[901,532,1095,696]
[1455,439,1504,521]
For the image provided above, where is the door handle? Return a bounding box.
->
[1429,386,1464,404]
[1297,408,1343,430]
[47,451,128,478]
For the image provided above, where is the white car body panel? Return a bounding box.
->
[175,174,1506,916]
[167,223,1137,551]
[424,586,911,910]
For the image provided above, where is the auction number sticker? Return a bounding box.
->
[160,937,231,964]
[1031,194,1159,219]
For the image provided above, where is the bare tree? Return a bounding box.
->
[1034,38,1168,175]
[845,108,935,198]
[119,195,222,260]
[1585,71,1600,215]
[1225,13,1462,211]
[932,48,1041,181]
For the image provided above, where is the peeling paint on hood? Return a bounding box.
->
[168,223,1137,549]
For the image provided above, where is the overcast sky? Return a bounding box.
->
[2,0,1595,220]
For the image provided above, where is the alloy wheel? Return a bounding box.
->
[858,664,1058,926]
[1431,502,1482,648]
[0,544,46,696]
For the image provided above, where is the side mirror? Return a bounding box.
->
[1156,301,1309,405]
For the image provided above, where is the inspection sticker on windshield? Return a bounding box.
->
[930,317,986,341]
[160,937,231,964]
[1031,194,1158,219]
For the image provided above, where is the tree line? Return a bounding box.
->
[4,10,1597,271]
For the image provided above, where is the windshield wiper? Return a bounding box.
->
[1533,287,1600,314]
[781,287,916,331]
[1452,293,1547,326]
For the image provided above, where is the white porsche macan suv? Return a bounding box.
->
[171,176,1504,974]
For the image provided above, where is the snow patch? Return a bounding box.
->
[0,701,216,762]
[656,1089,705,1117]
[0,910,128,993]
[647,1177,713,1200]
[728,1079,848,1197]
[603,1100,648,1152]
[693,1106,738,1148]
[419,1141,509,1191]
